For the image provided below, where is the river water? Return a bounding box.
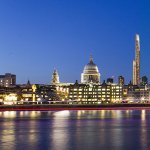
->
[0,110,150,150]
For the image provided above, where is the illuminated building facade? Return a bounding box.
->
[123,83,150,102]
[68,81,122,103]
[133,34,140,85]
[20,84,57,102]
[0,82,58,104]
[0,73,16,87]
[81,55,100,83]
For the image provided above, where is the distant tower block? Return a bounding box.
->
[118,76,125,85]
[51,69,60,85]
[133,34,140,85]
[141,76,148,86]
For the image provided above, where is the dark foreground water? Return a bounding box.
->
[0,110,150,150]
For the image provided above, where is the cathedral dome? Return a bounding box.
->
[81,55,100,83]
[83,57,99,74]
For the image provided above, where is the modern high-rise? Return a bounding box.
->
[133,34,140,85]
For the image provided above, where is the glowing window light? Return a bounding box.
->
[4,94,17,105]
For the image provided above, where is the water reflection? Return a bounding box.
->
[0,110,150,150]
[0,111,16,118]
[140,110,149,150]
[51,111,70,150]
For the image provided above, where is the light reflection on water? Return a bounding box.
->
[0,110,150,150]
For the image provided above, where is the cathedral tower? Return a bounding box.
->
[51,69,60,85]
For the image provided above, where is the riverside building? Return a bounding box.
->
[68,80,122,104]
[123,82,150,103]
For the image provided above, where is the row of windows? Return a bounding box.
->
[71,88,113,91]
[69,95,112,98]
[70,92,121,95]
[70,89,122,92]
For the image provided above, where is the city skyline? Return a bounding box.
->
[0,33,147,85]
[0,1,149,84]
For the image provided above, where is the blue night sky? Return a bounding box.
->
[0,0,149,84]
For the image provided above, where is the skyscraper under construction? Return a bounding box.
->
[133,34,140,85]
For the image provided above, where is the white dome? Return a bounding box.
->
[83,60,99,74]
[81,55,100,83]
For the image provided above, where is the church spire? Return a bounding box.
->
[89,54,93,63]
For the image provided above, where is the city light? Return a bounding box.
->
[4,94,17,105]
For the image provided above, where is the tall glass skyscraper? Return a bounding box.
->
[133,34,140,85]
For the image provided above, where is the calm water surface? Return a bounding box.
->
[0,110,150,150]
